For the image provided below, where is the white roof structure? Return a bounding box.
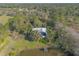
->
[32,28,47,38]
[32,28,46,32]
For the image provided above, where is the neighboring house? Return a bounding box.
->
[32,28,47,38]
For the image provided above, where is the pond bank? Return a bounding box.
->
[17,47,72,56]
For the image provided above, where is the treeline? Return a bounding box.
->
[0,3,79,8]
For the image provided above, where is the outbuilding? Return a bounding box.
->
[32,28,47,38]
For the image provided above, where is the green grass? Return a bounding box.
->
[7,39,46,55]
[0,36,9,51]
[0,15,12,25]
[14,39,46,49]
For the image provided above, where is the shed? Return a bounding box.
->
[32,28,47,38]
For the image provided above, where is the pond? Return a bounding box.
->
[18,47,65,56]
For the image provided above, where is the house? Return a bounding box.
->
[32,28,47,38]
